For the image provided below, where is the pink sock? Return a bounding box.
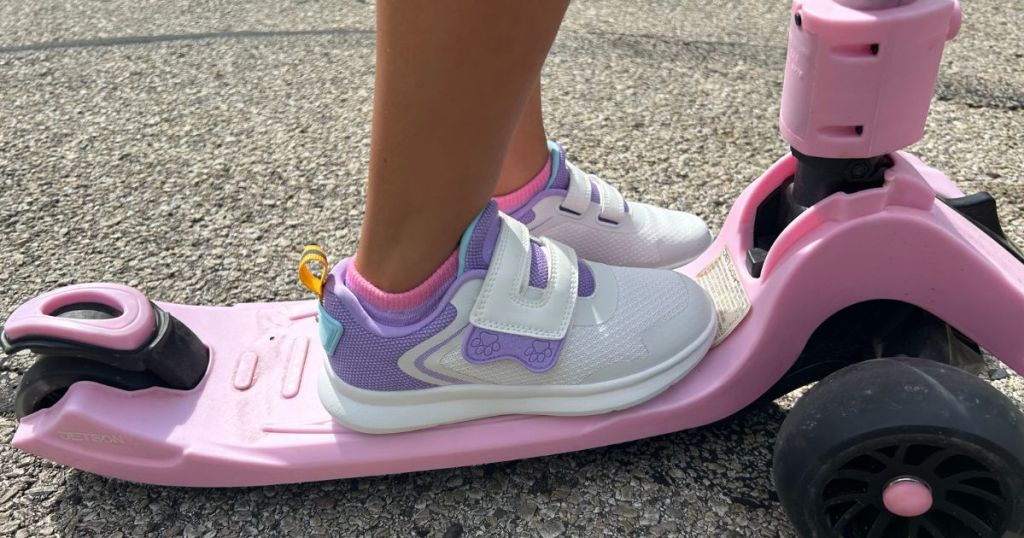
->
[494,155,553,213]
[344,251,458,324]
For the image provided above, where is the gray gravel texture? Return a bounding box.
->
[1,0,1022,536]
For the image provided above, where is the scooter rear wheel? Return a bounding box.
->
[773,357,1024,537]
[14,355,162,420]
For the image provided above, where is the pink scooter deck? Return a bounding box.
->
[10,152,1024,487]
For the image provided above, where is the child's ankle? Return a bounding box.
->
[494,155,552,213]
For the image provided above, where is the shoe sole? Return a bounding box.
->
[318,303,718,434]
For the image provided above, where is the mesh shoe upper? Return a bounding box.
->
[508,142,713,269]
[319,202,713,392]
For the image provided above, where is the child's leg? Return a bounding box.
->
[355,0,569,293]
[495,81,549,196]
[317,0,717,434]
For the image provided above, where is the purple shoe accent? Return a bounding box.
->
[589,180,602,204]
[589,180,630,215]
[322,260,489,392]
[508,142,632,227]
[320,193,594,391]
[345,269,452,327]
[547,142,571,191]
[578,261,595,297]
[342,202,500,327]
[522,234,597,296]
[353,295,440,327]
[463,200,589,295]
[525,244,593,296]
[463,201,502,273]
[462,326,564,373]
[506,188,564,225]
[529,240,549,289]
[323,288,451,391]
[507,143,618,226]
[505,197,557,227]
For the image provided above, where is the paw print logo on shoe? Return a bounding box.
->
[469,331,501,357]
[523,341,554,364]
[463,327,565,373]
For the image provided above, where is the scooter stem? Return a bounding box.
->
[779,0,962,207]
[832,0,910,10]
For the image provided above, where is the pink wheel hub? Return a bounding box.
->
[882,477,933,517]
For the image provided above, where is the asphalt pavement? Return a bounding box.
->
[1,0,1022,536]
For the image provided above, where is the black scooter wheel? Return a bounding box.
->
[773,358,1024,537]
[15,355,161,420]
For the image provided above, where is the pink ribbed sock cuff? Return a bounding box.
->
[345,251,458,311]
[494,155,553,213]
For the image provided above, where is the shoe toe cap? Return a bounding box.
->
[639,204,713,268]
[640,274,715,358]
[581,268,715,383]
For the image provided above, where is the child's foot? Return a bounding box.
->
[495,142,713,269]
[315,202,717,433]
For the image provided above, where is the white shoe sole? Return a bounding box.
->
[318,310,717,434]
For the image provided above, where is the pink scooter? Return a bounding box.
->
[4,0,1022,535]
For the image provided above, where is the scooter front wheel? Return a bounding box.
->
[773,358,1024,537]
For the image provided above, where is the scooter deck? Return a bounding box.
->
[11,152,1024,487]
[12,298,741,487]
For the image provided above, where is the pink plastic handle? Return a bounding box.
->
[4,283,156,351]
[779,0,962,158]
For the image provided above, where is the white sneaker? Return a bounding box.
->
[505,142,713,269]
[315,202,717,433]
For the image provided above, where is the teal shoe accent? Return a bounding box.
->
[318,303,344,355]
[545,140,562,189]
[457,208,485,276]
